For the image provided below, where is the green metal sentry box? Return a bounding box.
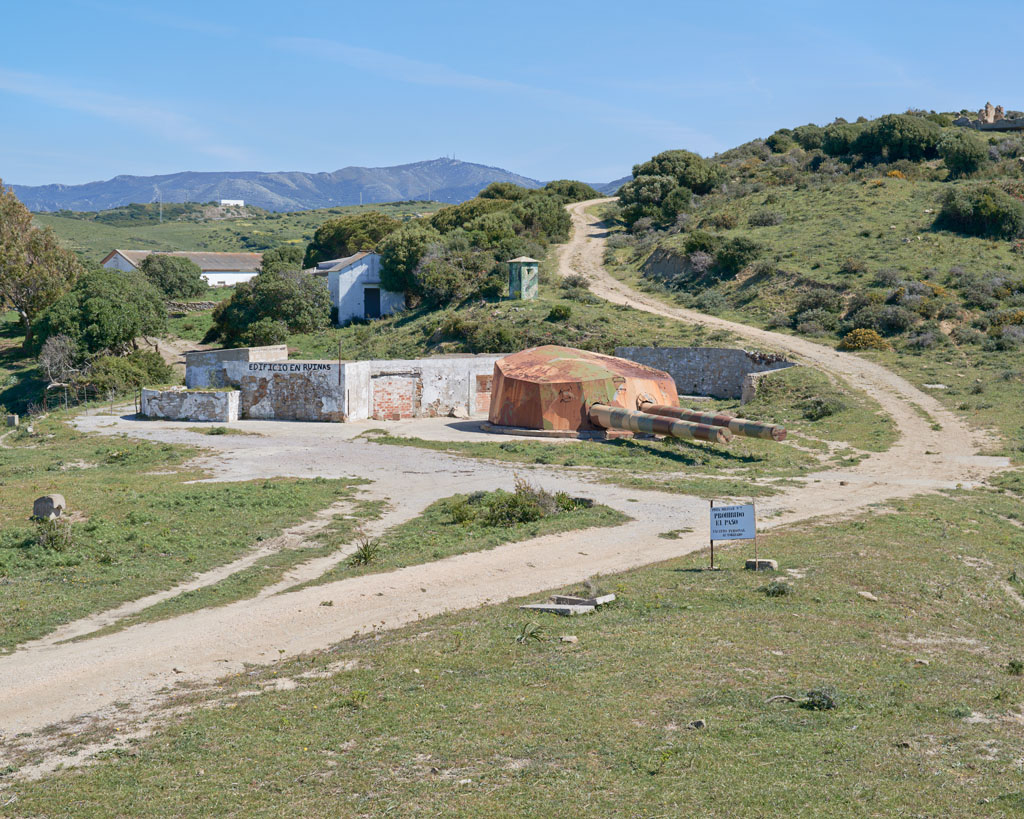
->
[507,256,539,300]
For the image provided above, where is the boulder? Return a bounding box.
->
[33,494,66,520]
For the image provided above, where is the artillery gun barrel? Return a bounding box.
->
[589,404,733,444]
[637,403,787,441]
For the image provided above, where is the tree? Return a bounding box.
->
[0,181,83,348]
[938,129,988,177]
[209,271,331,346]
[379,222,442,294]
[478,182,531,200]
[630,150,724,195]
[792,124,825,150]
[413,248,499,307]
[260,244,305,274]
[138,254,206,299]
[852,114,941,161]
[617,174,686,227]
[34,268,167,355]
[821,122,863,156]
[542,180,601,202]
[303,212,401,267]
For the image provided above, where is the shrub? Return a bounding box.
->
[822,122,864,156]
[715,237,765,276]
[709,211,738,230]
[34,518,75,551]
[542,180,601,202]
[259,245,305,275]
[853,114,941,161]
[802,686,839,711]
[242,317,288,346]
[839,257,868,275]
[794,308,839,332]
[760,580,793,597]
[766,129,796,153]
[547,304,572,322]
[802,395,847,420]
[138,254,206,299]
[792,124,825,150]
[561,274,589,290]
[938,129,988,177]
[687,251,714,274]
[748,209,784,227]
[209,270,331,345]
[80,349,176,394]
[839,328,891,350]
[936,184,1024,239]
[378,222,443,294]
[483,491,544,526]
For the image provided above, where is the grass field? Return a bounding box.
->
[0,414,363,649]
[33,201,437,264]
[8,487,1024,816]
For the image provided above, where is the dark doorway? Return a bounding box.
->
[364,287,381,319]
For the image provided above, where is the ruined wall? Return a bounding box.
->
[615,347,794,401]
[182,348,499,422]
[185,345,289,388]
[141,388,239,422]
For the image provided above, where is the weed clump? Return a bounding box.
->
[759,579,793,597]
[348,533,381,566]
[35,519,75,552]
[1007,659,1024,676]
[802,686,839,711]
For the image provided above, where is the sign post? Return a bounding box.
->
[709,501,757,570]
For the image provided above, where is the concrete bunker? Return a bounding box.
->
[614,347,795,403]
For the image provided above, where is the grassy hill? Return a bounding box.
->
[33,200,438,264]
[604,117,1024,457]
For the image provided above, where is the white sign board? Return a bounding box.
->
[710,503,756,541]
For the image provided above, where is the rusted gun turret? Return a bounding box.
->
[487,345,786,445]
[637,403,787,441]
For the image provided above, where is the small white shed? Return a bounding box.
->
[316,252,405,324]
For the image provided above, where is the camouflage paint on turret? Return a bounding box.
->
[589,404,732,444]
[638,403,787,441]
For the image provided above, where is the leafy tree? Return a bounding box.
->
[34,268,166,356]
[936,184,1024,239]
[853,114,941,161]
[379,222,442,294]
[138,254,206,299]
[766,129,795,153]
[303,212,401,267]
[414,248,500,307]
[617,174,685,226]
[81,350,176,394]
[429,198,509,233]
[792,124,825,150]
[512,195,571,241]
[542,180,601,201]
[0,181,83,348]
[631,149,724,195]
[821,123,864,156]
[209,271,331,346]
[260,244,305,274]
[938,129,988,177]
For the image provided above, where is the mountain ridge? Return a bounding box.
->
[11,158,549,213]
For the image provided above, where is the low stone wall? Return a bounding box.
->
[166,301,219,314]
[615,346,795,401]
[141,388,239,422]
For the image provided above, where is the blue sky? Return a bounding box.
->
[3,0,1022,187]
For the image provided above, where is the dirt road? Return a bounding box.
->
[0,200,1008,757]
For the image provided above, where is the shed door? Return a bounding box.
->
[364,287,381,319]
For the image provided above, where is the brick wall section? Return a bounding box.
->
[372,376,418,420]
[475,374,493,414]
[615,347,794,400]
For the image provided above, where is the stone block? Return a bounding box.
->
[550,593,616,606]
[33,494,66,520]
[745,559,778,571]
[519,603,595,616]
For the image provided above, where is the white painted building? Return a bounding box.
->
[219,199,244,207]
[315,251,405,324]
[100,249,263,287]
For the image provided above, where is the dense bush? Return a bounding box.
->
[542,180,602,201]
[792,124,825,150]
[81,349,176,393]
[766,129,796,153]
[259,245,305,275]
[303,211,401,267]
[839,328,890,350]
[378,222,443,294]
[478,182,531,201]
[35,269,167,356]
[208,271,331,345]
[138,254,206,299]
[414,248,501,307]
[936,184,1024,239]
[852,114,941,161]
[938,129,988,177]
[748,209,784,227]
[714,236,765,276]
[822,122,864,156]
[618,149,723,227]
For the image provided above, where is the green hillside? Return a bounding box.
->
[33,200,439,263]
[605,113,1024,456]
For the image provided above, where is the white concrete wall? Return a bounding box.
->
[141,388,239,422]
[329,254,405,324]
[204,272,257,287]
[185,345,289,388]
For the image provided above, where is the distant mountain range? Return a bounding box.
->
[12,158,627,213]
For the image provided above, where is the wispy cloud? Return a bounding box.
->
[274,37,720,153]
[0,69,251,163]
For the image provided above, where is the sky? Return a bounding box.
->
[3,0,1022,187]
